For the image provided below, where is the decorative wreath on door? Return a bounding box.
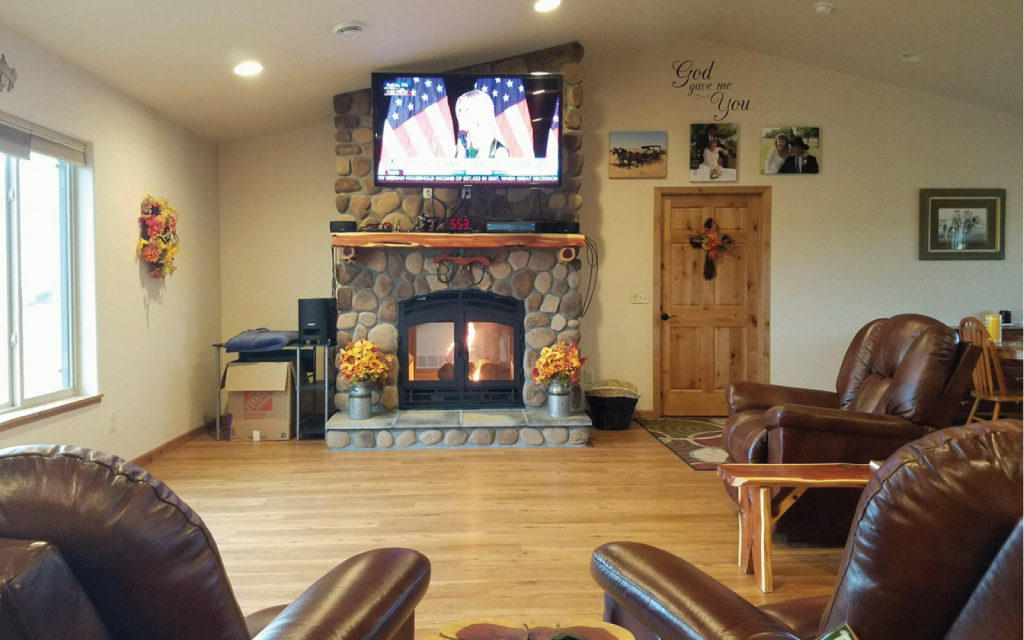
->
[688,218,733,280]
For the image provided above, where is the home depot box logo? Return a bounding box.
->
[222,361,293,441]
[244,391,274,414]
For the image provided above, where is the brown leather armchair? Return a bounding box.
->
[591,420,1023,640]
[723,313,979,543]
[0,445,430,640]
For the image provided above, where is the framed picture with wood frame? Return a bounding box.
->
[919,188,1006,260]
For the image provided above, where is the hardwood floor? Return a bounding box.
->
[146,426,842,638]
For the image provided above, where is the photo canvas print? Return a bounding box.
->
[760,127,821,174]
[690,123,737,182]
[608,131,668,179]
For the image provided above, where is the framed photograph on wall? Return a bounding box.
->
[919,188,1006,260]
[690,123,737,182]
[608,131,668,179]
[760,127,820,174]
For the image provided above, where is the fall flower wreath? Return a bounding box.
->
[137,196,180,279]
[689,217,733,280]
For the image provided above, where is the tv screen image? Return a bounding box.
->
[371,73,563,188]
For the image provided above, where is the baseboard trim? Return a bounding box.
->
[633,409,659,419]
[132,422,210,467]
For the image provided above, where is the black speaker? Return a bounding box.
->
[298,298,337,345]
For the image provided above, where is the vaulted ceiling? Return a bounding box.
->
[1,0,1019,143]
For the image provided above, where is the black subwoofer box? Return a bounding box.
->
[298,298,337,345]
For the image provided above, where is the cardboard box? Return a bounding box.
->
[222,361,294,441]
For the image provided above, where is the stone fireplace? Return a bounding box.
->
[324,41,590,450]
[332,243,584,413]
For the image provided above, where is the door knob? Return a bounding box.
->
[660,312,677,321]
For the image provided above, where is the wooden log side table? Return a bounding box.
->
[717,463,875,593]
[424,619,634,640]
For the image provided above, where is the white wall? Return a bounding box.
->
[218,122,337,338]
[581,41,1022,409]
[0,26,221,458]
[216,40,1023,413]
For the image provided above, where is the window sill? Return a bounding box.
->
[0,394,104,433]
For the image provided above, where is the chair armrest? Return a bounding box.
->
[591,542,800,640]
[765,405,928,440]
[254,548,430,640]
[0,538,113,640]
[728,380,838,413]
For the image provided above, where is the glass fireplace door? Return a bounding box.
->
[465,321,515,383]
[407,321,457,382]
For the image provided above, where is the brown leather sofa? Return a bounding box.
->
[591,419,1023,640]
[723,313,979,543]
[0,445,430,640]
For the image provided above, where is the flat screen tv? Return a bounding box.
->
[371,72,563,188]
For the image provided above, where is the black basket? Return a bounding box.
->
[586,396,638,431]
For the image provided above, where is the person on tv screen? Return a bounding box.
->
[454,90,511,159]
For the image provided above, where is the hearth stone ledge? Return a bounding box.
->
[325,409,591,450]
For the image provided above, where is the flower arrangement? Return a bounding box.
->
[532,341,587,387]
[338,339,393,384]
[137,195,180,279]
[689,217,733,280]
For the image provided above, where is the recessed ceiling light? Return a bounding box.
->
[233,61,263,77]
[534,0,560,12]
[814,2,835,15]
[333,21,365,37]
[899,53,922,63]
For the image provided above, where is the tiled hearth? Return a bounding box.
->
[325,408,591,450]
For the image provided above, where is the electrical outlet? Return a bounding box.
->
[630,290,651,304]
[461,186,472,200]
[423,188,434,199]
[108,411,116,433]
[583,370,594,385]
[252,430,261,442]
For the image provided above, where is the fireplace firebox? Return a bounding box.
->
[398,290,525,409]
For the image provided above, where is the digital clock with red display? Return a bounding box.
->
[447,217,473,233]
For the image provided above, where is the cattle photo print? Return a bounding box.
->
[609,131,668,179]
[689,123,738,182]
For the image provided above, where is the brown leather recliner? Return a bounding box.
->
[0,445,430,640]
[723,313,979,543]
[591,419,1023,640]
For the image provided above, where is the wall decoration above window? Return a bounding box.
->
[608,131,667,179]
[137,196,180,278]
[760,127,820,174]
[0,55,16,92]
[690,123,737,182]
[919,188,1005,260]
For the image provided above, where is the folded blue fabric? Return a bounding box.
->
[224,329,299,353]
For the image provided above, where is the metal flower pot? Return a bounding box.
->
[348,382,372,420]
[547,380,571,418]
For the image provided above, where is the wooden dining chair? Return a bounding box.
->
[958,317,1024,421]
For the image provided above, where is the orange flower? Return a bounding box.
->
[532,342,586,387]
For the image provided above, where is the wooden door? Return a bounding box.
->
[655,188,770,416]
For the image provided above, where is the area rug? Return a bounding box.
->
[635,417,729,471]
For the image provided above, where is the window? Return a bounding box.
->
[0,150,75,409]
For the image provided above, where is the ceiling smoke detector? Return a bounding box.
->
[333,21,365,37]
[814,2,835,15]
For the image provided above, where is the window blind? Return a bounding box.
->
[0,111,86,166]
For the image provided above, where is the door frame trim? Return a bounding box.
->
[652,186,772,417]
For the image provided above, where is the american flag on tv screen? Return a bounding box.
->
[545,95,560,160]
[473,77,534,158]
[379,77,455,170]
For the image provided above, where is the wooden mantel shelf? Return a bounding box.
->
[332,232,585,249]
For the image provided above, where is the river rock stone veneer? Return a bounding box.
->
[333,246,585,412]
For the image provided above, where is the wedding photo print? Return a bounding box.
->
[689,123,737,182]
[608,130,668,179]
[760,126,820,174]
